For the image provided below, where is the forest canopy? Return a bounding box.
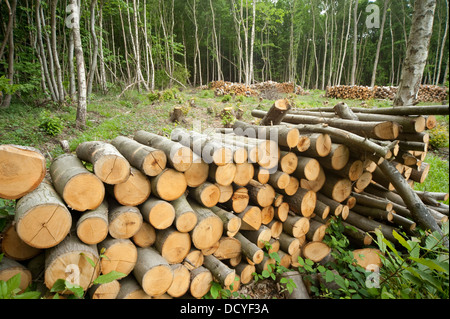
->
[0,0,448,105]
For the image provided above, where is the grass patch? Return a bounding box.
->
[414,152,449,204]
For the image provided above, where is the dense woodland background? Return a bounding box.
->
[0,0,449,106]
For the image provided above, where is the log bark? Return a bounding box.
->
[267,170,291,190]
[319,173,352,203]
[317,143,350,171]
[237,205,262,231]
[278,232,301,255]
[133,247,174,297]
[170,194,198,233]
[50,154,105,211]
[240,226,272,249]
[134,130,193,172]
[76,141,131,184]
[98,237,137,276]
[234,262,255,285]
[76,199,109,245]
[203,254,237,290]
[234,232,264,264]
[14,179,71,249]
[139,197,175,230]
[0,144,46,199]
[111,136,167,177]
[293,156,321,181]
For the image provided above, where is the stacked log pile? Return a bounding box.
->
[1,100,448,299]
[325,85,448,102]
[209,80,304,97]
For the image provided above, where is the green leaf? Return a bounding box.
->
[6,273,21,293]
[13,291,41,299]
[93,271,126,285]
[262,270,271,278]
[0,281,8,298]
[50,279,68,293]
[325,270,335,283]
[80,253,96,268]
[409,257,448,273]
[392,230,411,251]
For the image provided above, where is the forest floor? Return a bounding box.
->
[1,85,448,299]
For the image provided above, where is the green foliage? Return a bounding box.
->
[221,94,232,103]
[428,122,449,149]
[0,254,41,299]
[0,199,15,232]
[203,276,248,299]
[220,108,235,127]
[38,110,64,136]
[414,153,449,203]
[297,217,449,299]
[0,76,19,95]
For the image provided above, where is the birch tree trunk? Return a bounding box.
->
[370,0,390,87]
[0,0,16,108]
[350,0,358,86]
[393,0,437,106]
[87,0,98,99]
[69,0,88,128]
[51,0,65,102]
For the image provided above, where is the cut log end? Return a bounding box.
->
[0,145,46,200]
[63,173,105,211]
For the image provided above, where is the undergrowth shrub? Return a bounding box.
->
[38,110,64,136]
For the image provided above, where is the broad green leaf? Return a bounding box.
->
[409,257,448,273]
[392,230,411,251]
[0,281,8,298]
[262,270,271,278]
[50,279,68,292]
[93,271,126,285]
[325,270,335,283]
[6,273,21,292]
[80,253,96,268]
[13,291,41,299]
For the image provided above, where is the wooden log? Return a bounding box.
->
[352,204,394,223]
[221,186,249,213]
[283,215,310,238]
[208,163,236,186]
[134,130,193,172]
[213,236,242,260]
[154,226,191,264]
[139,197,175,230]
[216,183,233,203]
[302,241,331,263]
[352,248,383,269]
[300,165,326,192]
[170,194,198,233]
[409,161,430,183]
[299,104,449,116]
[108,201,143,239]
[279,151,298,174]
[352,192,393,211]
[44,233,100,291]
[210,206,242,236]
[293,156,321,181]
[234,232,264,264]
[98,237,137,276]
[150,168,187,201]
[297,134,311,152]
[171,128,233,166]
[333,159,364,181]
[253,166,270,184]
[317,143,350,171]
[116,275,151,299]
[354,171,373,192]
[281,176,300,196]
[278,232,301,255]
[296,133,332,157]
[284,187,316,217]
[189,266,213,298]
[111,167,151,206]
[50,154,105,211]
[232,120,300,148]
[316,192,344,217]
[319,173,352,203]
[76,199,109,245]
[0,221,41,261]
[111,135,167,177]
[240,226,272,249]
[258,98,291,125]
[169,106,185,123]
[0,144,46,200]
[345,210,398,243]
[278,271,310,299]
[76,141,130,184]
[14,179,72,249]
[183,153,209,188]
[0,256,33,292]
[132,222,156,248]
[267,219,283,238]
[313,199,330,220]
[188,182,220,208]
[188,200,224,250]
[88,280,120,299]
[183,248,204,270]
[233,162,254,186]
[167,264,190,298]
[234,262,255,285]
[342,221,373,246]
[237,205,262,231]
[246,179,275,207]
[133,247,174,297]
[274,202,289,222]
[261,205,275,225]
[267,170,290,190]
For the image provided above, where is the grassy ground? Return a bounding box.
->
[1,87,448,202]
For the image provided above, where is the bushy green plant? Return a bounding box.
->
[0,255,41,299]
[148,91,160,103]
[221,94,232,103]
[428,123,449,149]
[38,110,64,136]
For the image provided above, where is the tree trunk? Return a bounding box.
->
[393,0,437,106]
[370,0,390,87]
[87,0,99,99]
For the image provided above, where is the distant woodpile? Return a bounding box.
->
[209,80,307,97]
[325,85,448,102]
